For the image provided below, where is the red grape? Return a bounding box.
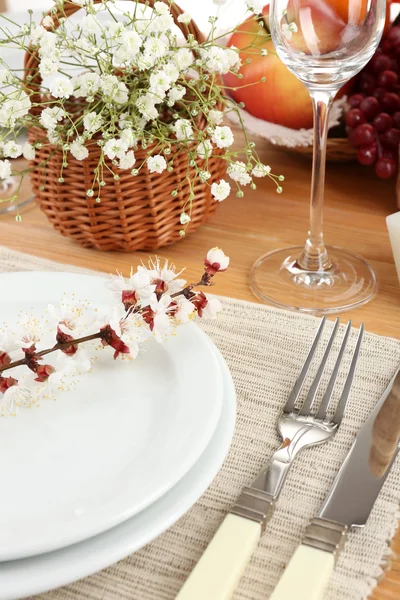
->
[380,127,400,149]
[347,94,365,108]
[382,148,397,161]
[375,157,397,179]
[386,27,400,47]
[392,111,400,128]
[369,53,392,74]
[373,87,387,102]
[359,72,376,95]
[377,70,398,89]
[359,96,380,119]
[357,144,377,165]
[381,92,400,113]
[372,112,392,132]
[345,108,366,128]
[352,124,376,146]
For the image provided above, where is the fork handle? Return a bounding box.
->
[269,544,335,600]
[175,514,262,600]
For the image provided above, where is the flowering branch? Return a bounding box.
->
[0,247,229,416]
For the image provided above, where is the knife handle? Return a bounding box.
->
[175,513,262,600]
[269,544,334,600]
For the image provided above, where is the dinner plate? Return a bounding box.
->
[0,343,235,600]
[0,272,223,561]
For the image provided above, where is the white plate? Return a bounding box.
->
[0,344,235,600]
[0,272,223,561]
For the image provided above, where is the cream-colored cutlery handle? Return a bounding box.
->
[176,513,261,600]
[269,544,334,600]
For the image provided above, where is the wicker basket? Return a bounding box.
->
[24,0,226,252]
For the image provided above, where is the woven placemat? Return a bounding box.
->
[1,246,400,600]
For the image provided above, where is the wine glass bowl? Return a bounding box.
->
[250,0,386,314]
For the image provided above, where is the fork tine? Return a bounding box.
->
[298,318,340,416]
[283,316,326,414]
[315,320,352,421]
[332,323,364,425]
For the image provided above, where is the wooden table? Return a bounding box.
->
[0,131,399,598]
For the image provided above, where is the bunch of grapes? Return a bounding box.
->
[345,26,400,179]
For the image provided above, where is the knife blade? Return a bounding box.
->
[270,365,400,600]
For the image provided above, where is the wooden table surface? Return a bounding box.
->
[1,130,399,598]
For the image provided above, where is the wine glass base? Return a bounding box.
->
[250,245,377,315]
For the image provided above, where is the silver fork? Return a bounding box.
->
[176,317,364,600]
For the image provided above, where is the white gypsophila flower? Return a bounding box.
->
[137,93,158,121]
[143,37,167,61]
[22,142,35,161]
[200,46,231,74]
[174,118,193,141]
[83,111,104,134]
[148,12,175,34]
[73,72,101,98]
[0,159,11,179]
[213,0,227,4]
[30,24,46,44]
[39,57,59,78]
[227,161,252,186]
[163,62,179,83]
[81,15,100,35]
[120,128,137,148]
[245,0,264,14]
[50,77,74,99]
[196,140,213,159]
[199,170,211,182]
[107,268,156,303]
[252,164,271,177]
[173,47,193,70]
[100,75,129,104]
[0,69,10,85]
[0,94,31,129]
[202,296,222,318]
[47,129,61,145]
[121,30,142,58]
[119,150,136,170]
[147,154,167,174]
[70,140,89,161]
[177,12,192,25]
[173,295,195,324]
[282,22,298,41]
[167,86,186,105]
[42,15,54,28]
[38,31,57,57]
[108,21,126,40]
[39,106,65,130]
[103,138,129,160]
[212,125,234,148]
[225,46,241,70]
[208,109,223,125]
[149,70,171,98]
[180,212,191,225]
[3,141,22,159]
[206,247,230,271]
[211,179,230,201]
[72,0,91,5]
[154,1,170,15]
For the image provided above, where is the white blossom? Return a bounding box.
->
[282,22,298,41]
[120,128,137,148]
[121,30,142,58]
[149,70,171,98]
[22,142,35,160]
[119,150,136,170]
[107,268,156,303]
[143,37,167,61]
[137,93,158,121]
[0,159,11,179]
[108,22,126,40]
[39,106,65,130]
[70,140,89,161]
[180,212,191,225]
[30,24,46,44]
[211,179,230,201]
[163,62,179,83]
[252,164,271,177]
[227,161,251,185]
[39,57,59,78]
[208,109,223,125]
[3,141,22,159]
[145,257,186,295]
[42,16,54,29]
[104,138,129,160]
[206,247,230,271]
[148,294,175,341]
[225,47,241,70]
[245,0,264,14]
[73,72,101,98]
[177,12,192,25]
[81,15,100,35]
[173,47,193,70]
[50,77,74,100]
[196,140,213,159]
[200,47,232,74]
[173,295,195,323]
[101,75,129,104]
[83,111,104,134]
[147,154,167,174]
[174,118,193,141]
[168,85,186,105]
[212,125,234,148]
[202,296,222,318]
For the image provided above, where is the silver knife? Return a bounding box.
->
[270,367,400,600]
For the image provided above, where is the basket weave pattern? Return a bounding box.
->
[24,0,226,252]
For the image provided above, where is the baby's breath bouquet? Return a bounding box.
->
[0,0,283,248]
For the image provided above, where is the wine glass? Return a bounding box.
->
[250,0,386,314]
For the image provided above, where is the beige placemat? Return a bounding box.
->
[1,246,400,600]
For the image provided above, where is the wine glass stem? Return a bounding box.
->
[297,89,336,272]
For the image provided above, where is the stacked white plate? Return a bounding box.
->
[0,272,236,600]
